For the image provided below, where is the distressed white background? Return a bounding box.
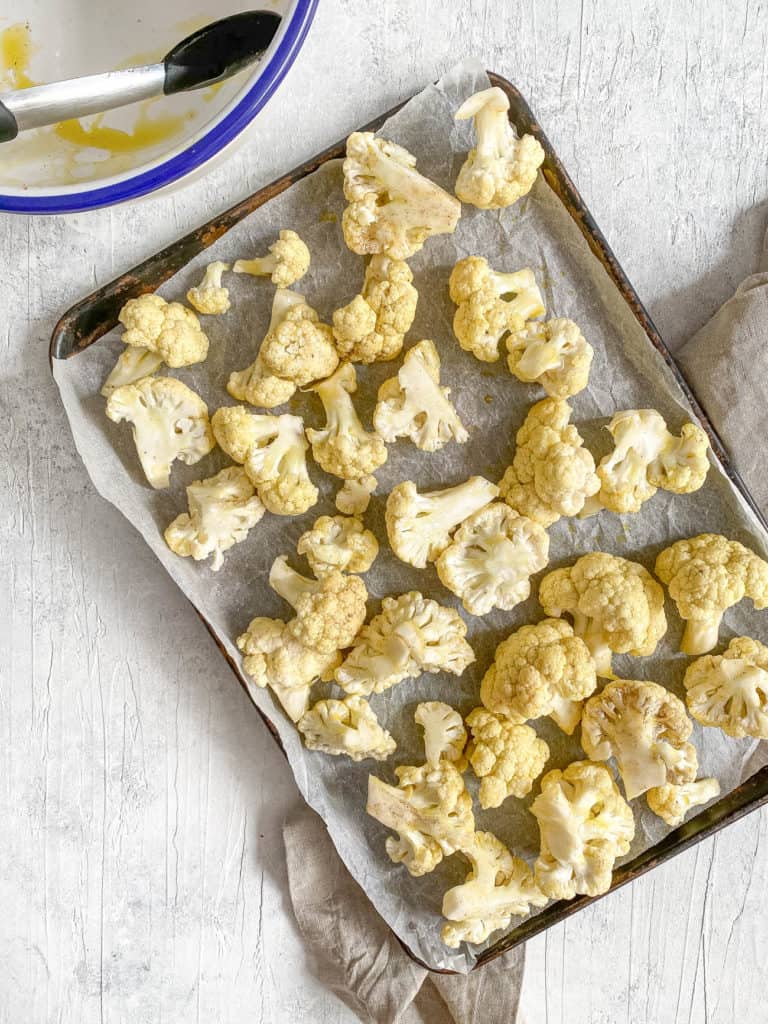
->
[2,1,768,1021]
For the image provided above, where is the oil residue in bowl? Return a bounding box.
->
[1,21,36,87]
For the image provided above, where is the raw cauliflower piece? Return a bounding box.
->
[297,514,379,575]
[436,503,549,616]
[414,701,468,769]
[333,255,418,364]
[106,376,214,489]
[385,476,499,569]
[466,709,549,809]
[366,760,475,876]
[683,635,768,738]
[531,760,635,899]
[581,680,698,800]
[374,339,468,451]
[499,398,599,526]
[100,345,164,397]
[210,405,264,464]
[306,362,388,479]
[342,131,461,259]
[454,86,544,210]
[269,555,367,654]
[449,257,544,362]
[233,229,310,287]
[186,261,231,315]
[441,832,548,948]
[655,534,768,655]
[646,778,721,827]
[118,293,209,367]
[335,475,377,515]
[539,552,667,678]
[164,466,264,571]
[336,592,475,696]
[595,410,710,514]
[298,695,395,761]
[507,318,593,398]
[236,616,340,722]
[481,619,597,735]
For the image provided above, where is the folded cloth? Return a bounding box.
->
[284,807,526,1024]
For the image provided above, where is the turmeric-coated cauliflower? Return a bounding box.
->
[581,680,698,800]
[385,476,499,569]
[186,261,231,315]
[106,376,214,489]
[646,778,721,827]
[507,318,593,398]
[164,466,264,571]
[335,474,377,515]
[118,292,209,367]
[336,592,475,696]
[306,362,388,479]
[233,229,310,287]
[101,345,163,397]
[448,257,544,363]
[480,619,597,735]
[466,709,549,809]
[539,552,667,678]
[441,832,548,948]
[332,255,418,364]
[297,514,379,575]
[655,534,768,655]
[454,87,545,210]
[436,503,549,616]
[499,398,600,526]
[374,339,468,451]
[298,696,396,761]
[683,635,768,738]
[531,760,635,899]
[414,702,468,769]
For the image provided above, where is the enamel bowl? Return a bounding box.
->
[0,0,317,214]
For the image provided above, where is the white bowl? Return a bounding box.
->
[0,1,317,214]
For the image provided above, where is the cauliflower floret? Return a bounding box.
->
[298,695,396,761]
[297,514,379,575]
[436,503,549,616]
[106,376,214,489]
[481,619,597,736]
[531,760,635,899]
[186,261,231,315]
[507,318,593,398]
[374,339,468,451]
[414,701,467,769]
[385,476,499,569]
[100,345,164,397]
[210,405,264,464]
[499,398,600,526]
[342,131,461,259]
[683,635,768,738]
[233,229,310,287]
[336,592,475,696]
[595,410,710,514]
[581,680,698,800]
[118,293,209,367]
[466,709,549,809]
[306,362,388,479]
[539,552,667,678]
[335,474,377,515]
[441,831,547,948]
[333,255,418,364]
[655,534,768,655]
[236,616,340,722]
[646,778,721,827]
[366,760,475,876]
[269,555,367,654]
[164,466,264,571]
[449,257,545,363]
[454,87,545,210]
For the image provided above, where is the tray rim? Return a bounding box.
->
[49,70,768,974]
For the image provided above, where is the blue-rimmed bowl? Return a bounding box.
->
[0,1,317,214]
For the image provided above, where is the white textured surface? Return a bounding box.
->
[2,1,768,1021]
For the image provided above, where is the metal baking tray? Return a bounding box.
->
[50,71,768,971]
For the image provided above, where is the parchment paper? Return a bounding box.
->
[54,59,768,972]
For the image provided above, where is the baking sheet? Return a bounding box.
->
[53,58,768,972]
